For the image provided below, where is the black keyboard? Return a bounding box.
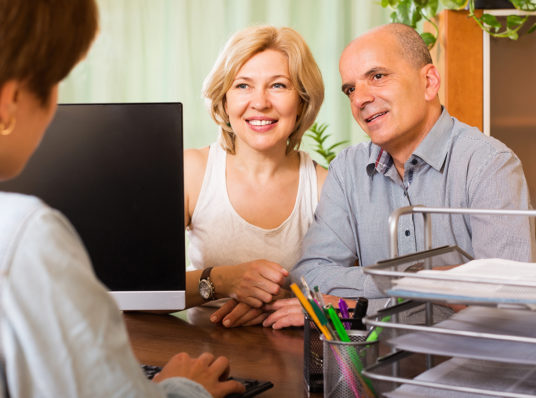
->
[141,365,273,397]
[226,377,274,398]
[141,364,162,380]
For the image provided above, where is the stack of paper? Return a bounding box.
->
[388,258,536,305]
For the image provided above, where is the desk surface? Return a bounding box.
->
[125,307,320,397]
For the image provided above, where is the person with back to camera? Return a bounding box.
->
[182,25,327,327]
[0,1,245,397]
[257,23,536,329]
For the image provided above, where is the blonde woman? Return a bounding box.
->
[184,26,327,326]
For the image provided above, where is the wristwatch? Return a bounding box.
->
[198,267,216,301]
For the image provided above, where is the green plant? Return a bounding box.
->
[305,122,349,169]
[381,0,536,48]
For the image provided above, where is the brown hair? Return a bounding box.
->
[0,0,99,105]
[386,23,433,69]
[203,25,324,154]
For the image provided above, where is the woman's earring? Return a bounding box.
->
[0,117,16,136]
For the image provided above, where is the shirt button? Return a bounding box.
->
[405,230,411,236]
[411,159,418,165]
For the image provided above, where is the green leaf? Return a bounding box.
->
[327,141,349,152]
[421,32,437,48]
[389,10,400,23]
[509,0,536,11]
[506,14,525,29]
[407,0,424,26]
[481,13,502,30]
[306,123,349,166]
[440,0,468,9]
[528,21,536,34]
[393,0,412,25]
[422,0,439,19]
[507,30,519,40]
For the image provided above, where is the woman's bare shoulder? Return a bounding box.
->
[184,147,210,225]
[184,147,209,167]
[184,147,210,194]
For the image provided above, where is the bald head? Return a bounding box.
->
[338,22,442,169]
[350,23,432,70]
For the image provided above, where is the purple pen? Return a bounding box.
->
[337,298,351,330]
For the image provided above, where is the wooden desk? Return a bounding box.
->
[125,307,321,397]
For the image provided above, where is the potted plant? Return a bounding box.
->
[306,123,348,169]
[380,0,536,48]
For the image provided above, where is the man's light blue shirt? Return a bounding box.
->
[292,109,535,305]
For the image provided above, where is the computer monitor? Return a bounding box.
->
[0,103,186,310]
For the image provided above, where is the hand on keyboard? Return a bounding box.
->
[141,365,273,397]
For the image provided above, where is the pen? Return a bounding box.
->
[309,299,337,340]
[300,277,313,299]
[289,283,333,341]
[314,285,326,308]
[338,298,351,330]
[327,305,350,342]
[352,297,368,331]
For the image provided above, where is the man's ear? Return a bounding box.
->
[0,80,19,124]
[422,64,440,101]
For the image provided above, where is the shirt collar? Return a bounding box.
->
[366,145,392,176]
[366,107,452,175]
[412,107,452,171]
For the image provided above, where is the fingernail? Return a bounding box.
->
[223,319,231,327]
[210,315,217,322]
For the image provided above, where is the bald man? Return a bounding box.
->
[261,23,535,328]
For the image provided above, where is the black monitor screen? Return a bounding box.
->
[0,103,185,292]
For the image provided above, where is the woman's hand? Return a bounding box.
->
[153,352,245,398]
[214,260,289,308]
[210,299,268,327]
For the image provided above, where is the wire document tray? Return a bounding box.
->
[365,206,536,307]
[363,351,536,398]
[361,206,536,398]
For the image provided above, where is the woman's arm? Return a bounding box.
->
[184,147,209,228]
[185,261,288,308]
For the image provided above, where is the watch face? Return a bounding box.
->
[199,279,213,300]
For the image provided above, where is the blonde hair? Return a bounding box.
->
[202,25,324,154]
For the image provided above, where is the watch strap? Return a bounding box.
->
[200,266,213,282]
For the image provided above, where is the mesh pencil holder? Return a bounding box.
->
[304,311,366,394]
[303,314,323,393]
[322,331,378,398]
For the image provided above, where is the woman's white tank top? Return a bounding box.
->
[187,143,318,271]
